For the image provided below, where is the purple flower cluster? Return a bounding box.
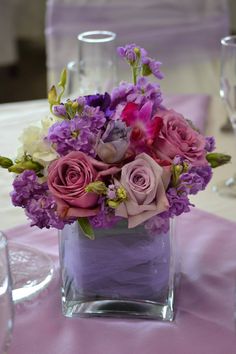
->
[117,43,164,79]
[205,136,216,152]
[11,170,69,229]
[165,186,193,217]
[47,106,106,157]
[111,77,162,113]
[180,165,212,194]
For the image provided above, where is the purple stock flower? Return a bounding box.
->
[47,118,94,156]
[47,106,106,156]
[142,56,164,80]
[53,104,67,117]
[205,136,216,152]
[11,170,48,207]
[180,165,212,194]
[117,44,147,64]
[110,77,162,114]
[126,77,162,108]
[166,186,193,217]
[11,170,70,229]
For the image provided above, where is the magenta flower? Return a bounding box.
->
[121,101,163,149]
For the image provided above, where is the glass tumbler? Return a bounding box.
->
[0,232,14,354]
[67,30,117,97]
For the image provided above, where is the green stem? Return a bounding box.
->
[132,66,137,85]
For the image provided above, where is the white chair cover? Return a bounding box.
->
[45,0,230,94]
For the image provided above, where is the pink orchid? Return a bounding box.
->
[121,101,163,149]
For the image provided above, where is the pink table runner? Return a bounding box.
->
[6,208,236,354]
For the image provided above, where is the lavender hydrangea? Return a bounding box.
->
[11,170,69,229]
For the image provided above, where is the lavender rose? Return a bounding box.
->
[154,109,207,165]
[115,153,170,228]
[48,151,120,218]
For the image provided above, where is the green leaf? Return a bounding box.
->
[78,217,95,240]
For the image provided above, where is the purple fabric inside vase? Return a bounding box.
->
[61,222,171,301]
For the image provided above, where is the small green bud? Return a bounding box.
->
[8,160,43,174]
[58,68,67,89]
[85,181,107,195]
[48,85,58,105]
[116,187,127,201]
[107,200,120,209]
[206,153,231,168]
[134,47,140,56]
[142,63,152,76]
[72,101,79,110]
[0,156,13,169]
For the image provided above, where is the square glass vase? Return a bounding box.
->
[59,219,176,321]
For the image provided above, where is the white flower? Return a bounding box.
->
[17,116,58,167]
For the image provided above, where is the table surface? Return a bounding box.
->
[0,96,235,229]
[1,96,236,354]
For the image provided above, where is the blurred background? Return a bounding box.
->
[0,0,235,103]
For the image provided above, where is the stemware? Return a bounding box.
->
[0,232,14,354]
[216,35,236,197]
[66,30,117,97]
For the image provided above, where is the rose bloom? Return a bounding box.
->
[154,109,207,165]
[47,151,120,218]
[115,153,170,228]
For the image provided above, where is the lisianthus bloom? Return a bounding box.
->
[18,118,58,167]
[154,109,207,165]
[121,101,163,151]
[96,120,131,163]
[114,153,169,228]
[47,151,120,218]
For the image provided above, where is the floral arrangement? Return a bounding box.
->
[0,44,230,238]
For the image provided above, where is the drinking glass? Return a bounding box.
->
[217,35,236,197]
[0,232,14,354]
[67,30,117,97]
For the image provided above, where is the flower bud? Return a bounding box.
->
[85,181,107,195]
[48,85,58,105]
[206,153,231,168]
[8,160,43,174]
[0,156,13,169]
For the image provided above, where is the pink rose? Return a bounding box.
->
[48,151,120,218]
[154,109,207,165]
[115,153,170,228]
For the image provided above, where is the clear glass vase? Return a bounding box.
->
[59,219,176,321]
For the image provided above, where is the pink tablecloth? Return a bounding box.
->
[5,207,236,354]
